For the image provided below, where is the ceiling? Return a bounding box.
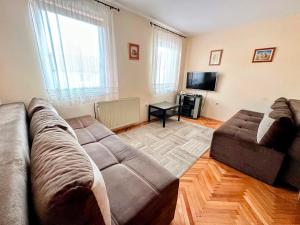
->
[111,0,300,36]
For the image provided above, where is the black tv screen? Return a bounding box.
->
[186,72,217,91]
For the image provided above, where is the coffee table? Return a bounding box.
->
[148,101,181,127]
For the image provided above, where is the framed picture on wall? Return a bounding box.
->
[129,43,139,60]
[209,49,223,66]
[252,47,276,63]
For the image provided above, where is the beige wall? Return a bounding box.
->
[182,14,300,121]
[0,0,186,121]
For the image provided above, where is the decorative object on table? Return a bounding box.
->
[252,47,276,63]
[118,118,214,177]
[148,101,181,127]
[209,49,223,66]
[129,43,139,60]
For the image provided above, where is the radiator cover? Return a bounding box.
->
[96,97,140,130]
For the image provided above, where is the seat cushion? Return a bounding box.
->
[214,110,263,143]
[67,115,96,129]
[67,116,114,146]
[102,164,158,225]
[99,141,178,225]
[84,142,119,170]
[67,116,179,225]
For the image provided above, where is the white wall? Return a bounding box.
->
[0,0,186,121]
[182,14,300,121]
[0,0,47,104]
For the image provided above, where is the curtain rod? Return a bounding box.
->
[94,0,120,11]
[150,22,186,38]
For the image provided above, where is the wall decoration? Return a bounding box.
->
[252,47,276,63]
[129,43,139,60]
[209,49,223,66]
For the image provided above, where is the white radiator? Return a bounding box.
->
[96,97,140,130]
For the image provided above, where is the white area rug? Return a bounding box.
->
[118,118,214,177]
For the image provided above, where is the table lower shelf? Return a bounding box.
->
[150,109,178,119]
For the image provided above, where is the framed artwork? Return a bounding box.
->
[252,47,276,63]
[209,49,223,66]
[129,43,139,60]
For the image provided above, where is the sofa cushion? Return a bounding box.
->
[271,101,289,110]
[30,108,77,140]
[67,116,114,145]
[274,97,288,103]
[289,99,300,127]
[67,115,96,129]
[31,127,110,225]
[257,101,295,150]
[28,97,58,118]
[84,142,119,170]
[99,137,179,225]
[67,115,179,225]
[213,110,263,144]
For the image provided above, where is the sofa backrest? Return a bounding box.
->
[257,98,295,151]
[288,99,300,159]
[28,98,111,225]
[289,99,300,128]
[0,103,30,225]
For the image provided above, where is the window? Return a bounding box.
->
[29,0,118,104]
[152,27,182,95]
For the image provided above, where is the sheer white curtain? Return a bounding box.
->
[152,26,182,95]
[29,0,118,105]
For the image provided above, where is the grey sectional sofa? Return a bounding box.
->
[0,98,179,225]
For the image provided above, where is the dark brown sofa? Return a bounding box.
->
[210,109,285,185]
[210,99,300,189]
[0,99,179,225]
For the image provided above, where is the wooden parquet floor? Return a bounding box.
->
[170,117,300,225]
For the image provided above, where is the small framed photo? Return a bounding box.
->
[252,47,276,63]
[129,43,139,60]
[209,49,223,66]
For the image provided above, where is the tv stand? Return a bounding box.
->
[176,93,203,119]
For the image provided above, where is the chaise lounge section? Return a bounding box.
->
[210,98,300,189]
[210,109,285,185]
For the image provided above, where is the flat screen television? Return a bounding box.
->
[186,72,217,91]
